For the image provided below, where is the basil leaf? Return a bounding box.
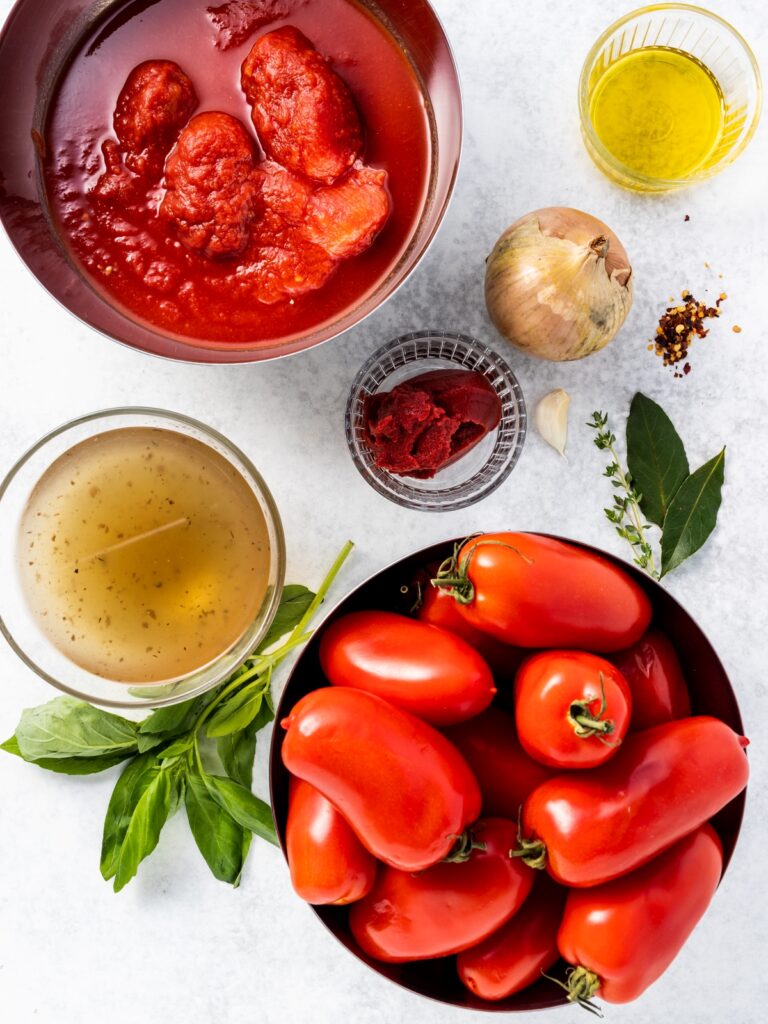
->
[2,734,128,775]
[13,697,138,762]
[101,752,163,881]
[217,726,258,789]
[138,690,219,737]
[661,448,726,577]
[235,833,253,888]
[206,687,265,738]
[205,774,278,846]
[255,584,314,653]
[136,732,166,753]
[159,736,194,763]
[113,767,177,892]
[217,700,274,788]
[185,770,245,884]
[626,392,690,527]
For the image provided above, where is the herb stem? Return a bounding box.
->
[192,541,354,736]
[604,436,658,578]
[289,540,355,643]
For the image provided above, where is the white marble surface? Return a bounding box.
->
[1,0,767,1020]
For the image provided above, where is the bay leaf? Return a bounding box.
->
[627,392,690,527]
[661,448,726,577]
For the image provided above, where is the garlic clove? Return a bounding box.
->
[535,389,571,456]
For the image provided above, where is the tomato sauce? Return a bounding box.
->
[43,0,432,347]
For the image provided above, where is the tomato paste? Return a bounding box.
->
[363,370,502,478]
[43,0,431,346]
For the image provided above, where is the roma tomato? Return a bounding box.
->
[557,825,723,1004]
[319,611,495,726]
[286,777,376,905]
[457,875,566,1001]
[611,629,691,731]
[281,687,481,872]
[519,717,748,886]
[417,583,527,683]
[514,651,632,769]
[444,707,554,818]
[349,818,534,962]
[432,532,651,651]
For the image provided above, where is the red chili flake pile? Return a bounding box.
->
[649,290,726,378]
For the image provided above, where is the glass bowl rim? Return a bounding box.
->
[578,2,763,190]
[344,330,527,512]
[0,406,287,708]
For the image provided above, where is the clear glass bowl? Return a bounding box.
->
[0,409,285,709]
[579,4,762,191]
[345,332,527,512]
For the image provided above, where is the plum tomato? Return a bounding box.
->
[318,610,496,726]
[518,716,748,886]
[241,26,362,183]
[349,818,534,962]
[304,162,391,259]
[432,532,652,652]
[417,581,526,684]
[514,651,632,769]
[113,59,198,176]
[611,629,691,731]
[457,875,566,1001]
[280,687,481,871]
[443,707,554,818]
[160,112,259,259]
[557,825,723,1005]
[286,777,376,905]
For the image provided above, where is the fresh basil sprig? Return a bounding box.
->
[589,394,724,578]
[2,542,354,892]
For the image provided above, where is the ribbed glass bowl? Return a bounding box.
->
[345,332,527,512]
[579,4,762,191]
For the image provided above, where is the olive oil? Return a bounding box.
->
[18,427,270,684]
[589,47,725,180]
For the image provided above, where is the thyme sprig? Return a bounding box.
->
[588,411,659,579]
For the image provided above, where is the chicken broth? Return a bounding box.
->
[43,0,432,346]
[18,427,271,684]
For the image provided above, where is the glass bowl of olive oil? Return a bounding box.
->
[0,409,285,708]
[579,4,762,191]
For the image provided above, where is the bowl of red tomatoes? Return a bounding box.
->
[0,0,460,362]
[270,533,748,1013]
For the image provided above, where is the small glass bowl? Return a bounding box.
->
[0,409,286,709]
[579,4,762,192]
[345,332,526,512]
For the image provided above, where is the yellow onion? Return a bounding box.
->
[485,207,633,361]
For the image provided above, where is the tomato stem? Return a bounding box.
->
[443,829,487,863]
[511,810,547,870]
[567,672,618,743]
[430,535,531,605]
[542,967,603,1017]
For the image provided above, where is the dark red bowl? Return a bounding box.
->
[269,535,746,1013]
[0,0,461,363]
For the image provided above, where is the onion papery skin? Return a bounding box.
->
[485,207,633,362]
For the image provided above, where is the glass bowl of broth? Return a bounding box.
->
[0,0,462,362]
[0,409,285,708]
[579,4,762,192]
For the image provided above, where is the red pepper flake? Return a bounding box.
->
[684,214,690,221]
[650,290,724,375]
